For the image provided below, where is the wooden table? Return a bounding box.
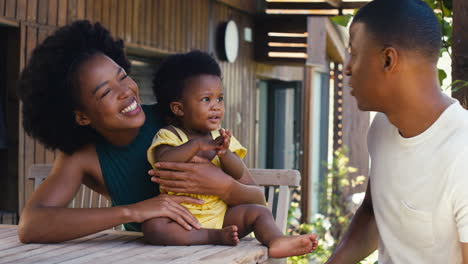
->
[0,225,272,264]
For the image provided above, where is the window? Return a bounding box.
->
[127,55,163,105]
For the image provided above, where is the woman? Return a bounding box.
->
[17,20,265,243]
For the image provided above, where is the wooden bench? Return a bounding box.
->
[28,164,301,232]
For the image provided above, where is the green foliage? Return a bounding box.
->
[287,206,333,263]
[330,15,353,27]
[286,147,370,264]
[424,0,453,87]
[439,69,448,86]
[319,147,366,249]
[446,80,468,92]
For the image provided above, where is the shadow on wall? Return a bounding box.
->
[0,100,6,149]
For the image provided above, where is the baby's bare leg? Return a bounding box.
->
[223,204,318,258]
[142,217,239,246]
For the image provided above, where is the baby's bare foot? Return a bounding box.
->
[268,234,318,258]
[218,225,239,246]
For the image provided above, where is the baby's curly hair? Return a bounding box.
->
[17,20,130,154]
[152,50,222,125]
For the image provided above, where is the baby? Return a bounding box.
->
[146,50,317,258]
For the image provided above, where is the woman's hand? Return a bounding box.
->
[125,194,203,230]
[149,160,234,199]
[148,156,266,206]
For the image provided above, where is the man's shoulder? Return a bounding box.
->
[367,112,391,150]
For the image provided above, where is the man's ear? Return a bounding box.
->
[170,101,184,117]
[382,47,398,72]
[74,110,91,126]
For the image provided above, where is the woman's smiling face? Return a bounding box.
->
[73,53,146,135]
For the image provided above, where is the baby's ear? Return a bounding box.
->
[74,110,91,126]
[169,101,184,117]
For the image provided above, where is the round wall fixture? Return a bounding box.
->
[217,20,239,63]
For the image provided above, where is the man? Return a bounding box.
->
[326,0,468,263]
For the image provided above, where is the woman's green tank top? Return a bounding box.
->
[95,104,162,231]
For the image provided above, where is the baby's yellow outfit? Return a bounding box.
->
[147,126,247,229]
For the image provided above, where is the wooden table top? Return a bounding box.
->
[0,224,271,264]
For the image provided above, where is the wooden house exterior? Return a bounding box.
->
[0,0,371,223]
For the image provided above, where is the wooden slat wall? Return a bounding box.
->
[0,0,257,213]
[213,2,257,167]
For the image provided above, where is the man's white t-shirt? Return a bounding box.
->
[368,101,468,264]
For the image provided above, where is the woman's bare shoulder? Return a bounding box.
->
[25,144,103,208]
[53,144,101,181]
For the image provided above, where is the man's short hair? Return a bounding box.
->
[353,0,442,62]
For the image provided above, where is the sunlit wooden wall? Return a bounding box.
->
[0,0,257,213]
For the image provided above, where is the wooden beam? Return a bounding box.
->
[125,42,172,58]
[0,16,18,27]
[266,2,335,10]
[256,63,304,81]
[267,37,307,43]
[268,47,307,53]
[216,0,259,14]
[266,1,369,11]
[325,19,346,63]
[342,2,371,9]
[307,16,327,68]
[452,0,468,108]
[326,0,341,8]
[255,14,307,32]
[300,66,313,222]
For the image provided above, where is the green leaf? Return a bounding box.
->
[330,15,353,27]
[438,68,447,86]
[451,80,468,93]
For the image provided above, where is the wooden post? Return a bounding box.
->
[452,0,468,108]
[301,66,313,223]
[300,16,328,222]
[307,17,327,70]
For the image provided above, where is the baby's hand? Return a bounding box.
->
[216,128,231,156]
[197,137,223,152]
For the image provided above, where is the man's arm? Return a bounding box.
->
[326,180,379,264]
[462,243,468,264]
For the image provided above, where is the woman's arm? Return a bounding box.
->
[150,160,266,206]
[18,147,203,243]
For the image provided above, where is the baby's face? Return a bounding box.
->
[179,74,225,133]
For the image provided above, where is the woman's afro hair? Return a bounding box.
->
[17,20,130,154]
